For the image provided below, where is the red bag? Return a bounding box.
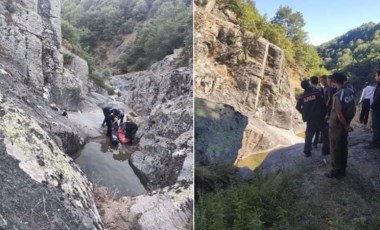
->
[117,127,131,144]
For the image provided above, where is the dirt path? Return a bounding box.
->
[259,124,380,228]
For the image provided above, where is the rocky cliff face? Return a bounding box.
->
[0,0,103,228]
[195,0,303,165]
[108,51,194,229]
[0,0,88,111]
[0,1,193,229]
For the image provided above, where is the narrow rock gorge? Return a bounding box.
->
[195,0,304,166]
[0,1,193,229]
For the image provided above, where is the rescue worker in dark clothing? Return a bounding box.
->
[121,121,138,140]
[366,70,380,149]
[102,107,125,127]
[310,76,323,147]
[321,75,337,156]
[102,107,113,127]
[320,75,329,155]
[112,108,125,124]
[325,72,356,179]
[102,107,125,136]
[296,80,326,157]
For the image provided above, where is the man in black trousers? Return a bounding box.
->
[359,82,374,125]
[296,80,326,157]
[366,70,380,149]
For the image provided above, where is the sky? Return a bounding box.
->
[253,0,380,46]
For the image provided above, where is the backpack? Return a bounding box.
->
[122,122,138,138]
[338,86,356,123]
[110,123,119,146]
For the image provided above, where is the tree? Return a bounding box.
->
[271,6,305,40]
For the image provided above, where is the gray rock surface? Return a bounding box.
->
[0,1,193,229]
[195,97,248,165]
[110,52,192,116]
[130,183,193,230]
[0,0,90,111]
[106,52,194,229]
[195,1,303,163]
[0,0,107,227]
[111,52,193,190]
[0,94,102,229]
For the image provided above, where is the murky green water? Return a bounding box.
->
[236,151,271,170]
[75,139,146,196]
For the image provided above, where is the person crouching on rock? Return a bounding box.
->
[325,72,356,179]
[112,108,125,125]
[296,79,326,157]
[121,121,138,142]
[105,111,118,136]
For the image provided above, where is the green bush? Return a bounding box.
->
[195,172,297,229]
[89,72,115,95]
[63,53,74,66]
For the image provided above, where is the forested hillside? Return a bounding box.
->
[220,0,327,77]
[318,22,380,88]
[61,0,192,75]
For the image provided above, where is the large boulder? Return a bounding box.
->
[195,97,248,165]
[0,95,102,229]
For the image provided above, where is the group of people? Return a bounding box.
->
[296,70,380,179]
[102,107,138,145]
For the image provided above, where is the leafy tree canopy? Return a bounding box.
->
[318,22,380,89]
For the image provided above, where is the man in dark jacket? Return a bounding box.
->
[112,108,125,124]
[325,72,356,179]
[102,107,113,127]
[366,70,380,149]
[310,76,323,147]
[296,80,326,157]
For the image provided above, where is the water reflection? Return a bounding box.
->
[75,141,146,196]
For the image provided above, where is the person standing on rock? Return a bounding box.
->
[296,80,326,157]
[366,70,380,149]
[325,72,356,179]
[320,75,331,155]
[102,107,113,127]
[359,82,375,125]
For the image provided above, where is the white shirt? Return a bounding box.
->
[359,85,375,103]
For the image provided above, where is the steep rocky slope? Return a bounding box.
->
[195,0,303,165]
[0,1,193,229]
[0,1,104,228]
[105,50,193,229]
